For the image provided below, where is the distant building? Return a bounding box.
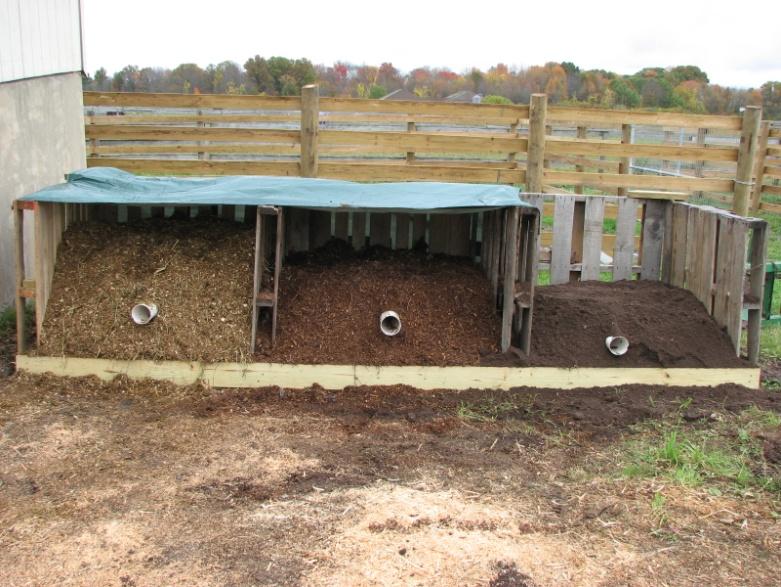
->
[0,0,86,306]
[444,90,483,104]
[380,88,423,101]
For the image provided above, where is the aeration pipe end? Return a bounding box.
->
[379,311,402,337]
[131,303,158,325]
[605,335,629,356]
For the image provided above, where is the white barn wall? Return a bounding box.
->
[1,0,86,307]
[0,73,87,306]
[0,0,83,83]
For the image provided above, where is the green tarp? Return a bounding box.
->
[20,167,533,212]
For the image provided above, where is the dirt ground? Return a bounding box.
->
[1,373,779,586]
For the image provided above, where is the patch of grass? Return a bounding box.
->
[622,407,781,495]
[0,305,15,336]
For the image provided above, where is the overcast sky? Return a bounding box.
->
[82,0,781,88]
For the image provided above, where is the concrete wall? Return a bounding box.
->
[0,72,86,306]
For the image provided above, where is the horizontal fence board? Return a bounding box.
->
[87,157,300,176]
[318,162,525,183]
[86,113,301,124]
[546,137,738,162]
[547,106,743,130]
[86,125,300,143]
[320,96,530,121]
[319,129,528,154]
[544,170,733,192]
[84,91,302,110]
[90,143,300,155]
[762,184,781,196]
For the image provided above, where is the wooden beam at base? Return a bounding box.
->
[16,355,761,390]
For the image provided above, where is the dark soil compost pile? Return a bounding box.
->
[255,242,500,365]
[38,219,254,362]
[38,221,747,369]
[522,280,747,368]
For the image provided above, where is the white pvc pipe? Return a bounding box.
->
[131,303,158,325]
[605,336,629,356]
[379,311,402,336]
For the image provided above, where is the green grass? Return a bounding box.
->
[622,407,781,495]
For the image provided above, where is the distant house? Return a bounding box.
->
[380,88,423,101]
[0,0,86,306]
[445,91,483,104]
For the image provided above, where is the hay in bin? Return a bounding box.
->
[38,219,254,362]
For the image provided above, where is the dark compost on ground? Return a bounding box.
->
[38,219,746,368]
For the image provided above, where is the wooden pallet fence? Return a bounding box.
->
[84,89,761,212]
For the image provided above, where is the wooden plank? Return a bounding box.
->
[309,211,332,249]
[88,158,300,176]
[14,203,27,353]
[489,211,503,302]
[352,212,367,250]
[581,198,605,281]
[85,125,301,142]
[91,143,301,155]
[319,162,525,184]
[612,198,638,281]
[640,200,666,280]
[544,169,732,192]
[15,354,761,390]
[272,210,284,345]
[747,222,768,363]
[321,96,529,122]
[693,209,718,313]
[501,208,521,352]
[394,213,411,250]
[320,129,528,154]
[334,212,349,241]
[661,199,674,284]
[518,211,540,354]
[285,208,310,254]
[251,207,264,354]
[546,136,738,162]
[627,190,688,201]
[669,204,689,288]
[411,214,427,248]
[547,106,743,131]
[84,91,302,110]
[713,217,747,354]
[733,106,761,216]
[550,196,575,284]
[86,113,301,124]
[369,213,392,248]
[526,94,547,193]
[429,213,471,256]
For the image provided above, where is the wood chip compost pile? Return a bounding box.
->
[38,219,254,362]
[522,280,748,368]
[255,242,501,365]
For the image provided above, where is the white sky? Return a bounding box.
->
[82,0,781,88]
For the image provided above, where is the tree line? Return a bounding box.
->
[83,57,781,118]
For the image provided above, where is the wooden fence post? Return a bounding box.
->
[617,124,632,197]
[694,127,707,199]
[300,84,320,177]
[734,105,762,216]
[526,94,547,193]
[750,121,770,212]
[406,121,416,163]
[14,202,27,354]
[574,125,586,195]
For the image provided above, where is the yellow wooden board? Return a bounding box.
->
[16,355,760,390]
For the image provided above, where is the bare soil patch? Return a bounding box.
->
[1,374,779,586]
